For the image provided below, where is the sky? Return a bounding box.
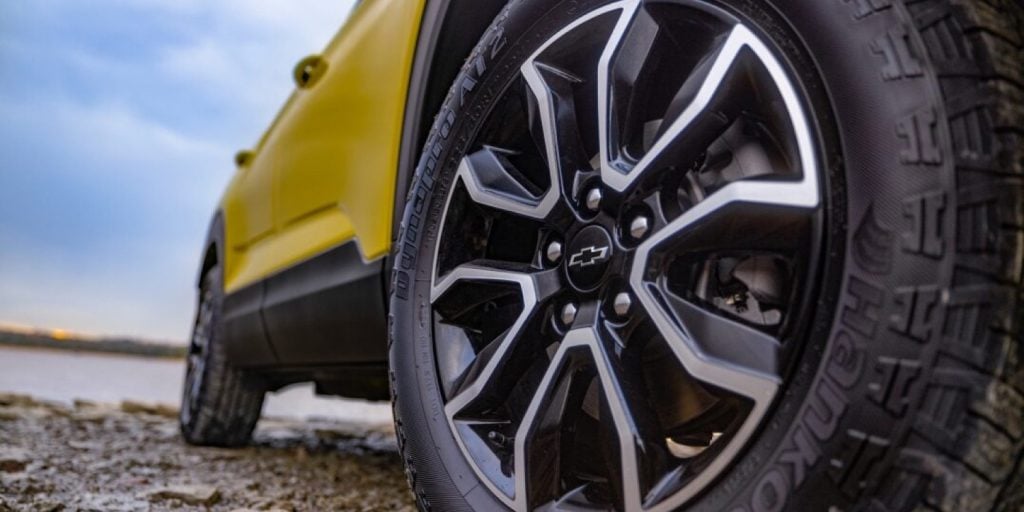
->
[0,0,357,342]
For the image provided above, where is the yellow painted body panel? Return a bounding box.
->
[220,0,426,294]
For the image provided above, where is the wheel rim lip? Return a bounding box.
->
[427,1,826,509]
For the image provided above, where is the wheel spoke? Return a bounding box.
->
[598,0,655,182]
[430,261,563,505]
[660,288,780,378]
[462,146,544,205]
[629,25,749,184]
[599,15,805,194]
[459,51,595,220]
[624,176,817,508]
[526,61,594,198]
[433,261,560,404]
[599,15,749,192]
[627,0,821,390]
[630,171,815,394]
[514,327,659,511]
[456,146,556,219]
[596,0,650,191]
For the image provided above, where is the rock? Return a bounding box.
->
[70,409,109,423]
[0,392,33,407]
[73,398,98,409]
[67,440,102,451]
[120,400,178,418]
[36,399,70,414]
[203,447,244,461]
[263,504,294,512]
[1,405,53,420]
[0,446,30,472]
[30,500,63,512]
[43,404,72,418]
[150,422,179,440]
[119,400,153,415]
[313,428,360,442]
[153,404,178,418]
[145,485,221,506]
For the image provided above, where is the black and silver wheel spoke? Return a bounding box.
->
[431,1,824,510]
[515,327,667,510]
[433,262,562,406]
[455,40,589,221]
[432,261,562,502]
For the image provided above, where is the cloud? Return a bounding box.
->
[0,0,356,341]
[0,96,230,341]
[1,96,226,171]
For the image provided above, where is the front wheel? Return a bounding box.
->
[389,0,1023,510]
[179,265,265,447]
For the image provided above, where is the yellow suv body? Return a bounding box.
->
[193,0,508,381]
[222,0,425,294]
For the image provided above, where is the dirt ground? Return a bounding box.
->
[0,393,415,511]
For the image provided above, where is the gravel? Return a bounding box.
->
[0,393,414,511]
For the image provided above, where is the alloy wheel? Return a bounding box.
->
[429,1,825,509]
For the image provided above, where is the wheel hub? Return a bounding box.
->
[564,224,614,291]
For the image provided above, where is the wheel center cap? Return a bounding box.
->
[565,225,614,290]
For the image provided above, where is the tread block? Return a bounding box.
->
[882,447,998,511]
[890,286,941,342]
[902,190,948,258]
[845,0,894,20]
[828,429,891,498]
[955,181,1024,283]
[869,356,924,416]
[897,107,944,165]
[873,24,926,80]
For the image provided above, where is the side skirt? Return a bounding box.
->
[222,241,388,386]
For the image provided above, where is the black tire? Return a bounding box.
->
[389,0,1023,510]
[179,266,265,447]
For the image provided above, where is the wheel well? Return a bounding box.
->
[198,243,218,286]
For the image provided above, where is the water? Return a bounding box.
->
[0,345,392,424]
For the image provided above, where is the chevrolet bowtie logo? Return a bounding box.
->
[568,245,610,268]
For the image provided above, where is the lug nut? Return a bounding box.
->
[560,303,578,326]
[630,215,650,239]
[585,188,602,212]
[546,241,562,263]
[613,292,632,317]
[487,430,511,448]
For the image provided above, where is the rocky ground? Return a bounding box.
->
[0,393,414,511]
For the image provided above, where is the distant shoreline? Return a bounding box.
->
[0,329,185,359]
